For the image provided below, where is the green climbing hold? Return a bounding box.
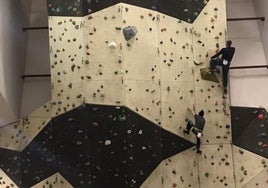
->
[118,114,127,121]
[56,8,61,13]
[115,27,122,30]
[200,68,219,83]
[205,172,209,177]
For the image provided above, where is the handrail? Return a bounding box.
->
[227,17,265,21]
[22,26,49,31]
[22,74,51,79]
[230,65,268,70]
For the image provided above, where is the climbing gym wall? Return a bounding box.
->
[0,0,268,187]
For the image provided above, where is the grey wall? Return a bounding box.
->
[0,0,29,123]
[20,0,51,118]
[226,0,268,108]
[252,0,268,63]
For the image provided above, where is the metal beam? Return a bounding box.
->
[21,74,51,79]
[22,26,49,31]
[230,65,268,70]
[227,17,265,21]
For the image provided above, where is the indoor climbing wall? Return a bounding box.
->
[1,0,268,187]
[232,146,268,188]
[141,149,199,188]
[158,12,195,135]
[122,5,161,124]
[31,173,73,188]
[231,107,268,187]
[0,169,18,188]
[49,16,85,116]
[82,5,125,106]
[191,1,235,187]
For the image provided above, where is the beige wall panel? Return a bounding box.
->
[84,79,125,105]
[20,118,51,151]
[48,16,84,115]
[31,172,73,188]
[0,169,18,188]
[161,80,195,138]
[198,144,235,188]
[125,79,161,125]
[159,14,194,82]
[83,5,123,81]
[232,146,268,188]
[122,4,160,81]
[0,121,23,150]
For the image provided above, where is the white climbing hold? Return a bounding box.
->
[105,140,112,145]
[108,42,117,48]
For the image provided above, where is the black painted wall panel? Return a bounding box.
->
[0,104,194,187]
[47,0,209,23]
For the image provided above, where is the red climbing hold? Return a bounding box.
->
[258,114,264,120]
[261,143,267,148]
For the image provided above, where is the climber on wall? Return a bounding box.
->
[210,40,235,93]
[183,108,205,154]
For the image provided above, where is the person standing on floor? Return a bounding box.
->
[183,108,205,154]
[210,40,235,93]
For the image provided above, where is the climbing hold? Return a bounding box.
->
[194,61,202,66]
[258,113,264,120]
[71,64,76,72]
[108,42,117,48]
[123,26,138,41]
[105,140,112,146]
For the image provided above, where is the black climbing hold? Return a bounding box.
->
[123,26,138,41]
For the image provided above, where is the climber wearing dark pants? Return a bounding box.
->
[210,58,230,89]
[183,109,205,154]
[210,40,235,93]
[184,120,201,152]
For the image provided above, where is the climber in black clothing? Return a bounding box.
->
[183,108,205,154]
[210,40,235,93]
